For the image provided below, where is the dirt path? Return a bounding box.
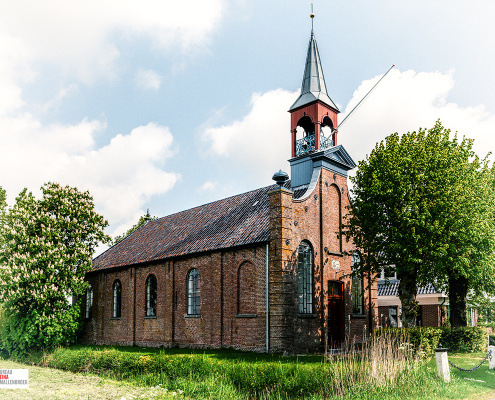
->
[0,359,169,400]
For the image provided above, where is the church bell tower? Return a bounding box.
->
[288,20,356,189]
[289,30,339,158]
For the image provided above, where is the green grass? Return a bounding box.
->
[7,344,495,399]
[431,351,495,386]
[0,358,183,400]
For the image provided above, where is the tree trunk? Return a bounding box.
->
[397,268,419,327]
[448,273,468,327]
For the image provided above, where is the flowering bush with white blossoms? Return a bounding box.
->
[0,182,110,356]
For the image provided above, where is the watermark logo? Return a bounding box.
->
[0,369,29,389]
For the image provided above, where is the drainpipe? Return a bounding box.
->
[172,260,175,345]
[221,252,224,347]
[266,243,270,353]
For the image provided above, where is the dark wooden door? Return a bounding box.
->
[327,281,343,348]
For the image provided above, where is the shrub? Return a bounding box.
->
[373,326,488,354]
[373,327,442,356]
[439,326,487,352]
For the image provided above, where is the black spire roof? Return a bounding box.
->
[289,32,339,112]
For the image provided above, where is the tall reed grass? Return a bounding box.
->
[325,331,421,397]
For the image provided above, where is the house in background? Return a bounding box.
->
[377,269,478,327]
[80,27,379,354]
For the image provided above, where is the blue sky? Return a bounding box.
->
[1,0,494,246]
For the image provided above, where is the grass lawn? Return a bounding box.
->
[4,346,495,399]
[0,358,185,400]
[425,351,495,399]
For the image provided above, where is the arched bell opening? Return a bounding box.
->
[297,116,315,137]
[295,116,316,156]
[320,116,334,149]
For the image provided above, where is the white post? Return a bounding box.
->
[435,348,450,383]
[488,345,495,370]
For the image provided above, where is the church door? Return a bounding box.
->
[327,281,343,348]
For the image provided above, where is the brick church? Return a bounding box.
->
[80,28,379,354]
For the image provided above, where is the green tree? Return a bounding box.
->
[0,186,6,231]
[0,182,110,356]
[110,210,157,246]
[343,121,495,327]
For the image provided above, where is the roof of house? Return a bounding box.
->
[377,280,440,296]
[93,181,298,271]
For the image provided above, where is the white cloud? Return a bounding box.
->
[0,117,178,235]
[135,69,162,90]
[199,180,218,193]
[109,209,148,242]
[41,84,79,113]
[339,68,495,165]
[0,33,34,116]
[202,89,299,182]
[202,70,495,188]
[0,2,218,235]
[0,0,225,84]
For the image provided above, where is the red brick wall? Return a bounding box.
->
[81,166,378,354]
[422,304,441,327]
[266,168,377,354]
[378,306,390,327]
[81,246,268,352]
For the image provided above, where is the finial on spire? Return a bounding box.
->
[310,1,314,32]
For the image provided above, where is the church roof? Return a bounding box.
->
[92,182,292,271]
[289,32,339,112]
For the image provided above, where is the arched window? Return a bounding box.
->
[146,275,157,317]
[298,241,313,314]
[328,184,342,253]
[85,284,93,319]
[187,269,200,315]
[112,280,121,318]
[351,252,364,315]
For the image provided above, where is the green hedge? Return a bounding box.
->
[440,327,488,352]
[373,326,488,354]
[373,327,442,356]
